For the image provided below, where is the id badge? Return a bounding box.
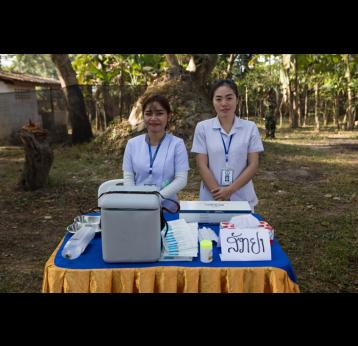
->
[144,183,157,187]
[144,174,158,188]
[221,168,234,186]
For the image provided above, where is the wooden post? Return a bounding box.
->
[19,121,54,191]
[49,87,54,115]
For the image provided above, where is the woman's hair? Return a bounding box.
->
[210,79,239,100]
[142,94,172,114]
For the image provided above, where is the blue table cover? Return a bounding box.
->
[54,212,298,283]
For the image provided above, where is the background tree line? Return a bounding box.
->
[1,54,357,144]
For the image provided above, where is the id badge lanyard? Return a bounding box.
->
[220,132,234,168]
[220,132,234,186]
[147,134,166,184]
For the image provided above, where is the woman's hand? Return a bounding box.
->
[210,152,259,201]
[210,186,233,201]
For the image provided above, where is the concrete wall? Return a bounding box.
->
[0,82,43,141]
[0,81,14,93]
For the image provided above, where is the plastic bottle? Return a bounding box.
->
[200,240,213,263]
[61,225,96,260]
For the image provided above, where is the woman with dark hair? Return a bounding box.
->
[191,79,264,211]
[122,94,189,206]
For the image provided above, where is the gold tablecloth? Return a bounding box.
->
[42,238,300,293]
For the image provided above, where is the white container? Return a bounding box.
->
[62,225,96,260]
[180,201,252,224]
[200,240,213,263]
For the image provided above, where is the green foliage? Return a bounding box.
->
[72,54,166,86]
[211,54,254,81]
[0,54,57,78]
[235,55,281,107]
[229,54,358,123]
[2,53,357,131]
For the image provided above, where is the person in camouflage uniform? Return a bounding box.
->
[264,88,277,139]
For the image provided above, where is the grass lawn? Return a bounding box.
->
[0,124,357,292]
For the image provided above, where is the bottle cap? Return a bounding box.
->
[200,240,212,249]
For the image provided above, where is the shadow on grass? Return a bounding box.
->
[1,133,357,293]
[254,140,358,292]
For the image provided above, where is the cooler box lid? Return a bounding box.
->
[99,186,160,210]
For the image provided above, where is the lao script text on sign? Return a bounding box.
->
[220,228,272,261]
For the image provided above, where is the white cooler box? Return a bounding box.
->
[179,200,252,223]
[98,184,161,263]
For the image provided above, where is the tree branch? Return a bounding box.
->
[190,54,218,85]
[226,54,239,79]
[165,54,181,68]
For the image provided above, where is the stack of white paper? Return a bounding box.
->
[229,214,274,240]
[230,214,261,228]
[159,219,198,261]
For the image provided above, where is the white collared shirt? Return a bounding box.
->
[191,116,264,208]
[122,133,189,202]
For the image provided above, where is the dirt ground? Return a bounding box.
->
[1,129,358,293]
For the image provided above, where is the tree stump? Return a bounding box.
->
[19,121,54,191]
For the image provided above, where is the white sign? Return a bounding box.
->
[220,228,272,261]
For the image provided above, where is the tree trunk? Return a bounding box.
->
[18,121,54,191]
[291,76,298,127]
[96,105,101,131]
[343,54,354,130]
[165,54,183,77]
[314,82,320,131]
[289,55,299,128]
[125,54,217,143]
[245,86,249,119]
[189,54,218,87]
[280,55,291,128]
[96,105,106,131]
[333,94,339,128]
[259,99,262,118]
[354,90,358,123]
[237,98,242,118]
[119,68,125,120]
[303,86,308,127]
[279,94,284,128]
[297,92,302,127]
[102,83,114,124]
[274,88,280,121]
[83,85,96,123]
[165,54,181,69]
[50,54,93,144]
[295,93,301,127]
[323,100,328,127]
[225,54,238,79]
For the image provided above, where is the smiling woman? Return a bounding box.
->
[191,79,264,211]
[122,94,190,208]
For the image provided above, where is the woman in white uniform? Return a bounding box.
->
[191,79,264,211]
[122,94,189,208]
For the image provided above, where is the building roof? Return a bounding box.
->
[0,70,60,87]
